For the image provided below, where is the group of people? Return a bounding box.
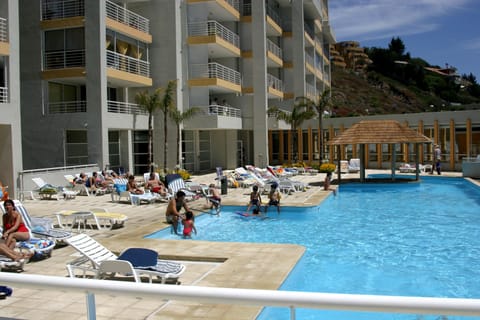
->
[1,199,32,261]
[245,182,281,215]
[165,191,197,238]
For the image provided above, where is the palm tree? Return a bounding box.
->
[268,98,317,163]
[135,88,161,172]
[296,90,331,161]
[159,80,177,171]
[169,106,200,168]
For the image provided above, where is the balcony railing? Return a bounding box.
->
[224,0,240,11]
[306,83,316,98]
[267,74,284,91]
[44,49,85,69]
[266,3,282,27]
[0,87,8,103]
[41,0,85,20]
[266,38,283,59]
[107,100,147,115]
[189,21,240,48]
[0,17,7,42]
[48,101,86,114]
[269,109,291,118]
[305,53,314,67]
[191,62,242,86]
[304,23,315,40]
[204,104,241,118]
[106,50,150,78]
[105,0,149,34]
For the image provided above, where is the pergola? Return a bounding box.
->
[327,120,432,182]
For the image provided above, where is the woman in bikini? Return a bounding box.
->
[2,199,30,250]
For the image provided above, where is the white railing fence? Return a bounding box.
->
[0,17,7,42]
[188,21,240,48]
[267,73,284,91]
[48,100,86,114]
[41,0,85,20]
[2,273,480,320]
[190,62,242,85]
[105,0,149,33]
[44,49,85,69]
[266,38,283,59]
[106,50,150,77]
[205,104,241,118]
[107,100,148,115]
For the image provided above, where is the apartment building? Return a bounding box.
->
[18,0,335,174]
[0,0,22,198]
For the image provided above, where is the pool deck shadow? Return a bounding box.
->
[1,170,465,320]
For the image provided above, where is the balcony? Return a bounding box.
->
[184,104,242,130]
[0,87,8,103]
[305,53,315,74]
[189,62,242,94]
[188,0,240,21]
[48,101,86,114]
[267,74,284,99]
[0,17,7,42]
[268,109,291,130]
[188,21,240,58]
[266,38,283,67]
[266,4,282,36]
[41,0,84,20]
[106,50,149,77]
[44,49,85,69]
[106,0,148,33]
[107,100,147,115]
[106,50,152,87]
[306,83,316,101]
[0,18,8,56]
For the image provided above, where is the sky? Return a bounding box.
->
[329,0,480,81]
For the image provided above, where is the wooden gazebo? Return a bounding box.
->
[327,120,432,182]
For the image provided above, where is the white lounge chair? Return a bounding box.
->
[66,233,185,284]
[348,158,361,173]
[165,174,199,201]
[55,208,128,230]
[32,177,77,200]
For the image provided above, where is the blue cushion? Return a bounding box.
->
[114,184,127,193]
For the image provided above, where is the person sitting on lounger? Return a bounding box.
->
[127,175,144,195]
[0,241,31,261]
[165,191,190,235]
[145,173,167,196]
[2,199,30,249]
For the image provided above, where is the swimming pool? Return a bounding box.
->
[146,177,480,319]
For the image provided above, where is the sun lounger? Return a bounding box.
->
[55,209,128,230]
[66,233,185,284]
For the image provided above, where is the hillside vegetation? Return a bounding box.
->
[330,38,480,117]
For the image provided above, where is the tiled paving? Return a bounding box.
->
[1,170,464,319]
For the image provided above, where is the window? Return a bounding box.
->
[133,130,149,175]
[108,131,120,169]
[44,28,85,69]
[65,130,88,165]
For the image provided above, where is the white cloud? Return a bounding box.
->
[329,0,472,41]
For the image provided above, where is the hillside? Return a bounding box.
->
[330,68,480,117]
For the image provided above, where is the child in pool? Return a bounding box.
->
[182,211,197,239]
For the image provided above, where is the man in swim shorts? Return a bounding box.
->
[165,191,189,234]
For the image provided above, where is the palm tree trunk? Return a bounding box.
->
[148,114,154,172]
[176,125,181,169]
[163,112,168,171]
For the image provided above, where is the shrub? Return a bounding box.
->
[319,163,336,173]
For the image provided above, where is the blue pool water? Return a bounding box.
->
[146,177,480,320]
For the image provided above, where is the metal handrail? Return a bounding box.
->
[105,0,149,33]
[224,0,240,11]
[266,3,281,27]
[205,104,241,118]
[190,63,242,85]
[305,53,314,67]
[107,100,148,115]
[48,101,86,114]
[0,17,7,42]
[266,38,282,59]
[0,87,8,103]
[44,49,85,69]
[267,73,284,91]
[2,273,480,320]
[106,50,150,77]
[41,0,85,20]
[188,21,240,48]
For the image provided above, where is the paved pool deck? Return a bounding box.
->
[1,170,466,320]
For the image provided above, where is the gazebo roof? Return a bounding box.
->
[327,120,432,145]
